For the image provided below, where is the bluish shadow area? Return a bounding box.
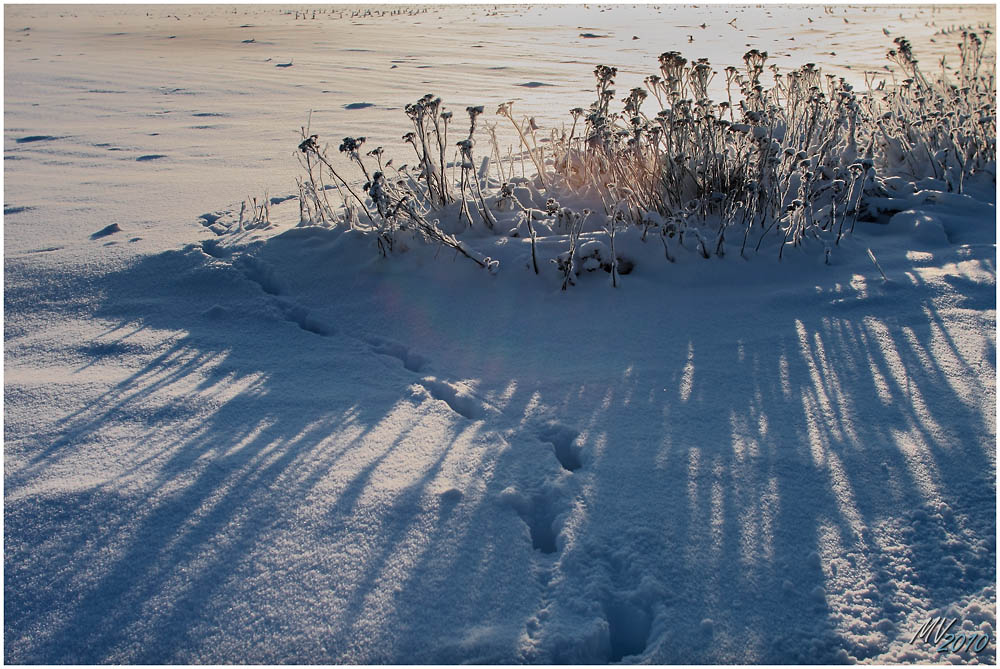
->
[4,244,528,663]
[342,242,995,663]
[5,233,996,664]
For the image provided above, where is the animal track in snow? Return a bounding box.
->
[196,211,237,236]
[277,301,334,337]
[500,486,561,554]
[203,243,337,337]
[417,377,489,420]
[537,422,583,472]
[602,598,653,662]
[234,256,283,295]
[368,337,427,372]
[200,239,230,258]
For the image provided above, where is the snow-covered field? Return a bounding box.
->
[4,4,996,664]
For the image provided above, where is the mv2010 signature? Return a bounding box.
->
[910,617,992,655]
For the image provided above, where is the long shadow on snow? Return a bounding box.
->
[5,237,996,664]
[516,277,995,662]
[306,241,996,663]
[3,245,521,663]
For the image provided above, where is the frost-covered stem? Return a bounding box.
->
[412,112,447,207]
[607,217,619,287]
[416,119,440,204]
[948,130,967,194]
[297,143,341,226]
[351,152,372,181]
[300,140,373,224]
[867,247,888,281]
[527,216,539,274]
[849,169,870,236]
[320,180,342,225]
[468,153,495,228]
[660,228,675,262]
[560,210,588,290]
[458,114,495,230]
[778,215,794,260]
[297,178,308,222]
[836,173,860,245]
[470,166,496,229]
[695,229,710,259]
[435,114,452,204]
[755,208,791,253]
[398,200,495,271]
[498,103,548,189]
[739,207,756,258]
[457,166,473,228]
[485,123,507,185]
[715,220,726,257]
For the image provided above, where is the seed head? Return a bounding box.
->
[339,136,365,154]
[298,134,319,154]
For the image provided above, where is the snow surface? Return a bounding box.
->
[4,4,996,664]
